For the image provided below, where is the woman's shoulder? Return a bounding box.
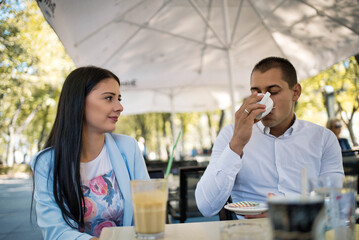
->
[106,133,137,146]
[339,138,350,144]
[30,147,54,170]
[108,132,135,141]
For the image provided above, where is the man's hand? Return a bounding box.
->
[243,193,275,219]
[229,92,266,156]
[244,211,268,219]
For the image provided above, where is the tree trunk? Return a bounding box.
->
[180,114,185,159]
[347,120,358,146]
[37,104,50,151]
[206,112,214,147]
[217,110,225,136]
[6,101,41,166]
[6,126,16,167]
[161,113,170,160]
[155,114,161,159]
[135,114,146,139]
[5,99,23,167]
[196,114,205,151]
[338,101,358,147]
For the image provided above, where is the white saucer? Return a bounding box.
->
[224,202,268,215]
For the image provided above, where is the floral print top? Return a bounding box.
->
[81,169,124,237]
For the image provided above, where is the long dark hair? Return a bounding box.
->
[32,66,120,229]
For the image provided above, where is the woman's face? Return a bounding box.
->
[83,78,123,134]
[331,121,342,137]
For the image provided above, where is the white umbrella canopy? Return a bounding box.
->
[123,86,232,115]
[37,0,359,115]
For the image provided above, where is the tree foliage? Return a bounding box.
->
[0,0,74,166]
[116,110,225,160]
[297,56,359,146]
[1,0,358,167]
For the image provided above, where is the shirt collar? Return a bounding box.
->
[256,114,298,137]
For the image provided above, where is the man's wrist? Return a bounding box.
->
[229,141,244,157]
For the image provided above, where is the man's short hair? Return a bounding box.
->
[251,57,298,88]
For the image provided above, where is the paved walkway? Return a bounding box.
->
[0,177,43,240]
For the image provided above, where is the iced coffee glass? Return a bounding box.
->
[131,179,168,239]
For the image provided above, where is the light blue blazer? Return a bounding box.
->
[31,133,150,240]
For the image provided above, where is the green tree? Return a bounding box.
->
[297,56,359,146]
[1,1,38,166]
[116,111,223,160]
[0,0,74,166]
[117,113,173,160]
[326,56,359,146]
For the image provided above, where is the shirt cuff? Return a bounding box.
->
[215,144,243,175]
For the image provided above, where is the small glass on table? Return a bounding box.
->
[267,195,325,240]
[309,175,357,240]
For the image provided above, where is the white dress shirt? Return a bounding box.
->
[195,118,344,217]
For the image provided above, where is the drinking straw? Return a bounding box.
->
[301,167,307,199]
[165,130,182,179]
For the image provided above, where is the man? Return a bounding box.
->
[195,57,344,218]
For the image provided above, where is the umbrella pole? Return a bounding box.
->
[222,0,236,122]
[225,49,236,122]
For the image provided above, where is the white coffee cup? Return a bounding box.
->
[256,92,273,120]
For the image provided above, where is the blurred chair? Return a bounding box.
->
[219,196,235,221]
[168,160,199,175]
[342,152,359,179]
[342,151,359,221]
[146,159,199,175]
[146,160,167,174]
[147,168,164,179]
[168,166,206,223]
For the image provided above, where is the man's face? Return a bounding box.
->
[250,68,301,130]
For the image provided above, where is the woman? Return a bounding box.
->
[326,118,354,156]
[31,66,150,239]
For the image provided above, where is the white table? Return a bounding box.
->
[99,218,272,240]
[99,218,359,240]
